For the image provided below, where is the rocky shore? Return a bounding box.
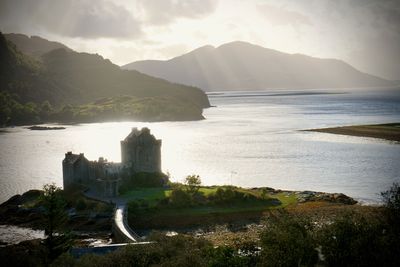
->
[0,187,358,247]
[0,190,113,247]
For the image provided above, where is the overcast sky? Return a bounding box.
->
[1,0,399,80]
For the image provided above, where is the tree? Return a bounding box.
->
[185,174,201,195]
[40,183,70,260]
[40,100,53,120]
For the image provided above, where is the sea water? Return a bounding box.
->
[0,87,399,204]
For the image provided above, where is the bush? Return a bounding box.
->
[211,187,257,205]
[317,212,392,267]
[259,211,318,267]
[382,182,400,228]
[169,188,192,208]
[207,245,258,267]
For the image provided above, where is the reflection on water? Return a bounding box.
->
[0,225,44,246]
[0,88,399,204]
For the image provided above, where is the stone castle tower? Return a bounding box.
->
[62,127,162,196]
[120,127,162,173]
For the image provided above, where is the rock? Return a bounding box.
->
[0,195,23,207]
[331,193,357,205]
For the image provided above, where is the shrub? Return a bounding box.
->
[259,211,318,267]
[382,182,400,228]
[318,212,390,267]
[169,188,192,207]
[211,187,257,205]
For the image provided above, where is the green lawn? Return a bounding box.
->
[273,192,298,207]
[121,187,171,204]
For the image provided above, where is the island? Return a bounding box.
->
[304,123,400,142]
[26,126,66,130]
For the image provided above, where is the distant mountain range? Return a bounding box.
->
[0,33,209,125]
[123,41,395,91]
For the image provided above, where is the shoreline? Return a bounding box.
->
[0,186,360,245]
[303,122,400,142]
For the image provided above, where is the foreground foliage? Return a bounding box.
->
[2,184,400,266]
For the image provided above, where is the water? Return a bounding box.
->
[0,88,399,204]
[0,225,44,246]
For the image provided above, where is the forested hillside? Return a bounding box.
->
[0,32,209,126]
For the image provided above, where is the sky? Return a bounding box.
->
[0,0,399,80]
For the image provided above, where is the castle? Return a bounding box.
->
[62,127,162,197]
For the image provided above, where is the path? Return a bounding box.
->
[84,189,141,243]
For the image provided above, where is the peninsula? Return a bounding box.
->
[304,123,400,142]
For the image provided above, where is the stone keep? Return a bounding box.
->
[120,127,162,173]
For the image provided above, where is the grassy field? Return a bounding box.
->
[304,122,400,142]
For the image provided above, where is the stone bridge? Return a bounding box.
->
[112,203,141,243]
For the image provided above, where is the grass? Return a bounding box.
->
[272,192,298,207]
[121,187,171,205]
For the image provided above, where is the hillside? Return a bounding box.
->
[41,48,209,107]
[4,33,72,58]
[0,32,210,125]
[123,41,394,91]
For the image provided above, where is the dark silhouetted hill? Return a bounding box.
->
[0,32,209,125]
[123,41,394,91]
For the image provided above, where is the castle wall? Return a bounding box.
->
[73,158,90,183]
[62,162,74,189]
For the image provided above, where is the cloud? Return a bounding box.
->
[256,3,312,28]
[313,0,400,79]
[0,0,142,39]
[258,0,400,79]
[137,0,218,25]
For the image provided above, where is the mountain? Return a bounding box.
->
[123,41,394,91]
[4,33,72,58]
[0,32,210,125]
